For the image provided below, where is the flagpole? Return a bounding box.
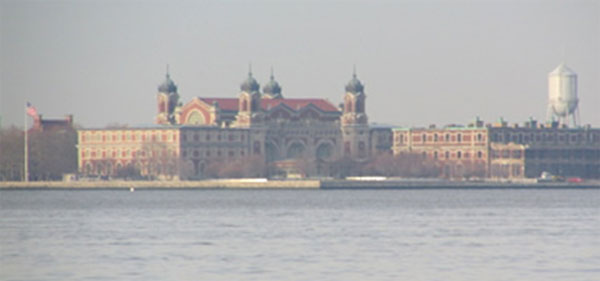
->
[24,105,28,182]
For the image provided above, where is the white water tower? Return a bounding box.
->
[547,63,579,127]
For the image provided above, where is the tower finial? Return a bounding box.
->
[248,62,252,77]
[166,64,170,78]
[270,66,274,80]
[353,64,357,78]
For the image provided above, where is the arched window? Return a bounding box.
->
[457,134,462,142]
[477,151,483,158]
[287,142,305,159]
[266,142,280,162]
[445,134,450,142]
[434,134,439,142]
[457,151,462,159]
[316,143,333,161]
[187,111,205,125]
[422,134,426,143]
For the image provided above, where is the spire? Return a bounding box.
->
[158,65,177,93]
[241,64,259,92]
[345,65,364,94]
[263,66,282,98]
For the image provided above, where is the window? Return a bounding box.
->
[445,134,450,142]
[457,134,462,142]
[445,151,450,159]
[422,134,426,143]
[434,151,438,159]
[457,151,462,159]
[477,151,483,159]
[434,134,438,142]
[512,150,522,159]
[253,141,261,154]
[477,133,482,141]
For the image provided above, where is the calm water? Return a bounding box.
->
[1,188,599,281]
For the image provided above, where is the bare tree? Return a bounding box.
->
[362,152,440,178]
[0,127,25,181]
[204,155,266,179]
[25,128,77,181]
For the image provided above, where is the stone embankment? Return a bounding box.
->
[1,179,599,189]
[0,179,320,189]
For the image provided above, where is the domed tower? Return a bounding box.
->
[262,68,283,99]
[156,67,180,125]
[340,68,369,160]
[235,68,264,127]
[547,63,579,127]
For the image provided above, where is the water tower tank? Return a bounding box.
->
[547,63,580,127]
[548,63,578,117]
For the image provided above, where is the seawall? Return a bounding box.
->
[0,179,320,189]
[1,179,599,189]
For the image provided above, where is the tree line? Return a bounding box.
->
[0,126,77,181]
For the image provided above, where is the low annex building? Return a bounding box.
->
[393,118,600,179]
[77,69,393,179]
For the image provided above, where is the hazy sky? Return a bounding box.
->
[1,0,598,128]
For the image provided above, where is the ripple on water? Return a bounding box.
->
[0,189,598,281]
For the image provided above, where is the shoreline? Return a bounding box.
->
[1,179,599,190]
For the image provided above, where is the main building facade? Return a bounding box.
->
[77,70,392,179]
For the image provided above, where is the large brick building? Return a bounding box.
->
[393,118,600,179]
[77,69,392,179]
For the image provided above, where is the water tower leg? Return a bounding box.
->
[546,103,554,124]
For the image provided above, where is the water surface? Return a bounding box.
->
[1,189,599,280]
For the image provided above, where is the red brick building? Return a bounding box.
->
[393,119,600,179]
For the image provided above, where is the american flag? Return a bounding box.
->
[26,102,38,118]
